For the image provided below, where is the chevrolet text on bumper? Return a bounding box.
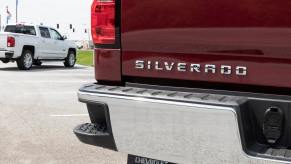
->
[74,84,291,164]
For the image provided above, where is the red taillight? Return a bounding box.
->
[7,36,15,47]
[91,0,116,45]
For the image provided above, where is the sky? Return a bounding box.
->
[0,0,92,40]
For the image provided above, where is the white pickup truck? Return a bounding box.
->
[0,24,77,70]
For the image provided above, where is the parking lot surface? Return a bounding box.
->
[0,62,126,164]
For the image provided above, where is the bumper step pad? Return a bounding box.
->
[74,123,116,150]
[75,123,107,135]
[259,148,291,161]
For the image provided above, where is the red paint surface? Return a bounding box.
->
[95,48,121,82]
[120,0,291,88]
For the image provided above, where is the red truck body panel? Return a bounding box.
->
[118,0,291,89]
[95,48,121,82]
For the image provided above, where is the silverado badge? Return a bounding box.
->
[135,60,247,76]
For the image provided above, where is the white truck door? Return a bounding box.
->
[38,27,55,59]
[49,28,67,59]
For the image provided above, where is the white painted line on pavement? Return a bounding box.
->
[7,81,94,83]
[20,91,76,95]
[50,114,88,117]
[0,74,93,76]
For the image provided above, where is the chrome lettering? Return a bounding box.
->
[205,64,216,74]
[236,66,247,76]
[190,64,201,72]
[221,65,232,75]
[164,62,175,71]
[134,60,247,76]
[135,60,144,69]
[177,63,187,72]
[147,61,152,69]
[155,61,163,70]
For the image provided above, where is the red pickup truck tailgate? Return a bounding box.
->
[121,0,291,89]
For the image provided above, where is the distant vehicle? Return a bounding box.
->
[0,24,77,70]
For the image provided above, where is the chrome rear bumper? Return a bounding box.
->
[0,50,14,59]
[77,84,291,164]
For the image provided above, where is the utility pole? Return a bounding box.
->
[83,24,91,49]
[87,27,91,48]
[16,0,18,23]
[0,15,1,32]
[6,6,9,25]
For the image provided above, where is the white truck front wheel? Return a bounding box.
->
[64,51,76,68]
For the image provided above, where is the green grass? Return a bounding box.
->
[76,50,94,67]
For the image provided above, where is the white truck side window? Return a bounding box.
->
[39,27,51,38]
[5,25,36,35]
[50,29,62,40]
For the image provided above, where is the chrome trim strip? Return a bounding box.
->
[78,91,236,112]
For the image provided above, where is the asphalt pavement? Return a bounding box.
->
[0,62,126,164]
